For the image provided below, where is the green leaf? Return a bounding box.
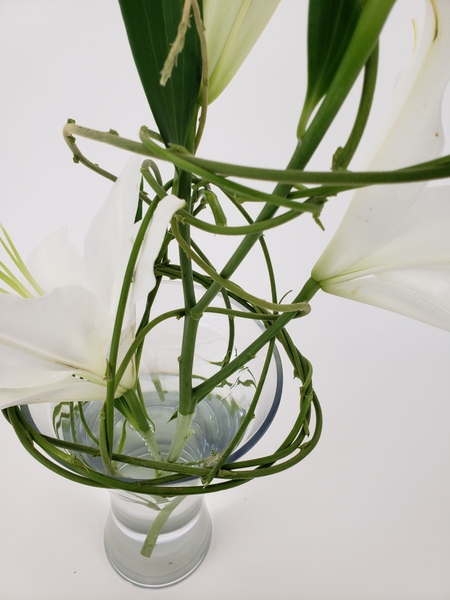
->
[118,0,203,146]
[298,0,363,137]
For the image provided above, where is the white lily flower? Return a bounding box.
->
[0,158,184,409]
[312,0,450,331]
[203,0,281,103]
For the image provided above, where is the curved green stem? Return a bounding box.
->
[171,218,310,314]
[168,161,198,462]
[115,309,185,393]
[175,206,311,236]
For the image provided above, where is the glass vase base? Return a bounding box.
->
[104,501,212,588]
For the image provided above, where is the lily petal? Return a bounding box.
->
[27,227,87,294]
[0,286,111,385]
[321,186,450,285]
[320,186,450,330]
[0,355,69,389]
[84,155,141,314]
[204,0,281,103]
[0,377,107,410]
[323,267,450,332]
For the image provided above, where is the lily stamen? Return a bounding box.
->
[0,225,45,297]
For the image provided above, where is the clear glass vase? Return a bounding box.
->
[104,485,212,587]
[23,281,282,587]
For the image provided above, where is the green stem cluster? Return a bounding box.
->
[8,0,438,501]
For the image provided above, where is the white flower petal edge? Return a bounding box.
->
[204,0,281,103]
[0,158,184,409]
[321,186,450,331]
[311,0,450,331]
[27,156,142,305]
[324,269,450,332]
[131,195,185,305]
[1,379,107,409]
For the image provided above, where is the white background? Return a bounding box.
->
[1,1,450,598]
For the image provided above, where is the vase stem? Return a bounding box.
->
[140,495,185,557]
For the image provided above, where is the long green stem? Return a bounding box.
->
[99,401,117,476]
[146,140,450,186]
[175,205,316,236]
[140,496,185,557]
[332,44,379,170]
[115,309,185,392]
[168,165,199,463]
[102,194,162,467]
[122,389,164,469]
